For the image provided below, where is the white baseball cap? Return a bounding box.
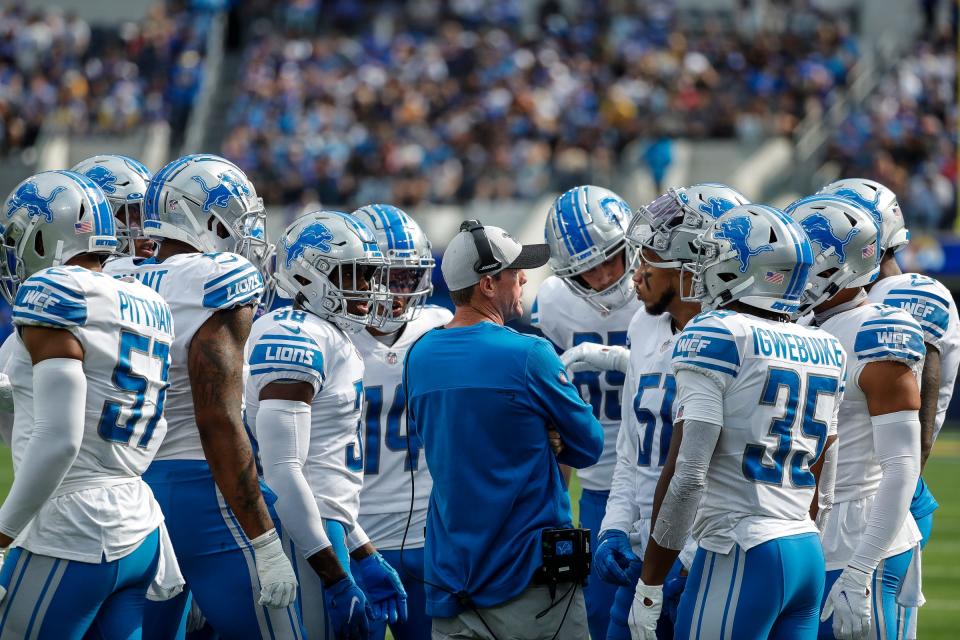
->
[441,220,550,291]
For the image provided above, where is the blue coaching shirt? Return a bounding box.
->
[405,321,604,617]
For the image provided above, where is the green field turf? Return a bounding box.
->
[0,434,956,635]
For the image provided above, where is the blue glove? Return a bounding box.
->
[595,530,639,586]
[353,552,408,624]
[323,576,370,640]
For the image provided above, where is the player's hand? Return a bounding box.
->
[250,528,298,608]
[595,530,639,586]
[353,552,408,624]
[324,576,370,640]
[561,343,629,374]
[628,579,662,640]
[821,566,872,640]
[547,426,564,455]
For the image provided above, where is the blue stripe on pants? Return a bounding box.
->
[579,488,618,640]
[676,533,823,640]
[819,548,913,640]
[0,528,160,639]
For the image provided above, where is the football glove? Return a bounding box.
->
[595,530,639,586]
[250,528,298,608]
[628,579,663,640]
[324,576,370,640]
[561,343,629,374]
[353,552,408,624]
[821,566,872,640]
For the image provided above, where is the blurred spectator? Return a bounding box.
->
[827,27,956,230]
[223,0,861,207]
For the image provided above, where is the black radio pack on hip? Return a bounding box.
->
[536,527,592,599]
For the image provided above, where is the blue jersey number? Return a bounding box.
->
[273,309,307,324]
[363,384,419,475]
[572,331,627,421]
[634,373,676,467]
[97,330,171,448]
[743,369,837,486]
[345,380,365,471]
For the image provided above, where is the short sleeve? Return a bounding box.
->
[200,253,264,310]
[13,268,87,329]
[876,276,953,349]
[853,311,926,367]
[247,325,326,396]
[671,312,742,387]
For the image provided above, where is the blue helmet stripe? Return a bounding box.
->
[145,154,197,221]
[372,205,397,250]
[764,205,811,301]
[55,171,114,236]
[552,191,578,257]
[118,155,152,180]
[557,188,593,255]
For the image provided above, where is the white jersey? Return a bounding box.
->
[245,307,365,528]
[600,308,678,547]
[869,273,960,441]
[818,303,924,568]
[105,252,264,460]
[353,305,452,550]
[532,275,640,491]
[9,266,173,562]
[672,310,846,553]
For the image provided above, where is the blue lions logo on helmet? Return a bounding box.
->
[599,196,631,225]
[283,222,334,267]
[192,172,252,212]
[799,213,860,264]
[714,216,774,273]
[84,166,118,194]
[699,197,737,219]
[833,189,882,226]
[6,182,67,222]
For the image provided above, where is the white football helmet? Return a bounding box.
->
[352,204,435,333]
[275,210,389,333]
[785,194,881,312]
[143,154,268,270]
[544,185,638,313]
[71,154,151,255]
[818,178,908,253]
[1,171,118,302]
[630,183,750,267]
[685,204,814,315]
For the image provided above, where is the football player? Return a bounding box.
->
[787,194,925,640]
[105,154,301,639]
[531,185,640,639]
[563,184,750,639]
[72,154,157,258]
[629,205,846,639]
[350,204,451,640]
[823,178,959,639]
[246,210,408,640]
[0,172,180,635]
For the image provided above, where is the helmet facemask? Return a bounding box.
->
[377,262,433,333]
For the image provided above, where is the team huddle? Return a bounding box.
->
[0,150,952,640]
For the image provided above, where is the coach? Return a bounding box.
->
[404,220,604,639]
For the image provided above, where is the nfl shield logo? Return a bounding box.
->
[386,352,398,365]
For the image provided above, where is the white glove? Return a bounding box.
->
[561,343,629,374]
[821,566,872,640]
[628,579,662,640]
[251,528,298,608]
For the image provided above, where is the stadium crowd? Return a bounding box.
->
[221,0,861,207]
[827,25,956,231]
[0,1,210,155]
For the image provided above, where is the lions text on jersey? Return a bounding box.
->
[868,274,960,440]
[601,308,678,546]
[817,303,925,570]
[246,306,366,529]
[531,275,640,491]
[353,305,452,550]
[105,252,263,460]
[672,310,847,553]
[6,266,173,562]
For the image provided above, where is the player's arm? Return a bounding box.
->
[809,434,838,525]
[526,339,604,468]
[0,327,85,548]
[918,344,940,469]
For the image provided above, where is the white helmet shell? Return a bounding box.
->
[72,154,152,254]
[818,178,908,253]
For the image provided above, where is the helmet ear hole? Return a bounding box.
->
[718,272,737,283]
[78,203,86,220]
[34,229,44,257]
[294,274,311,286]
[768,228,777,243]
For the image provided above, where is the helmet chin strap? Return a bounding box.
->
[52,240,65,267]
